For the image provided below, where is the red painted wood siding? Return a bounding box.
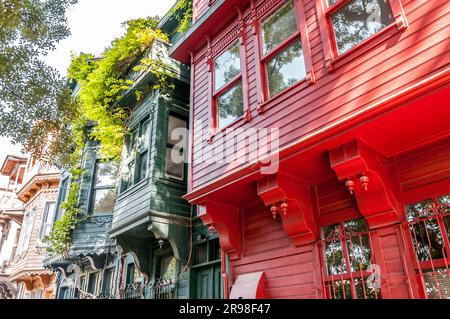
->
[395,137,450,192]
[190,0,450,191]
[233,203,322,298]
[193,0,213,21]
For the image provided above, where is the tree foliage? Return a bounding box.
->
[67,17,171,161]
[0,0,78,154]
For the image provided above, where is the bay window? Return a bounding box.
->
[260,0,307,99]
[213,42,244,130]
[321,218,381,299]
[91,161,117,215]
[120,118,150,192]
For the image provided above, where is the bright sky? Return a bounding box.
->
[0,0,176,181]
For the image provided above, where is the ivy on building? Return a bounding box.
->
[172,0,193,33]
[43,16,176,256]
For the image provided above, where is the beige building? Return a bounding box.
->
[0,155,60,299]
[0,155,27,299]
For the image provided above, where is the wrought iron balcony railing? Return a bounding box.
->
[120,278,177,300]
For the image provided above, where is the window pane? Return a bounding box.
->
[217,82,244,129]
[332,0,394,55]
[261,0,298,55]
[44,202,56,224]
[167,116,187,146]
[194,243,208,265]
[87,273,99,294]
[406,199,433,222]
[423,268,450,299]
[138,151,148,182]
[140,120,151,149]
[267,40,306,98]
[102,268,115,294]
[120,160,135,192]
[126,130,138,159]
[95,162,117,187]
[165,146,184,180]
[160,256,177,281]
[214,43,241,91]
[92,189,115,214]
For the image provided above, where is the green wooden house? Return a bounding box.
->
[44,121,120,299]
[109,7,223,299]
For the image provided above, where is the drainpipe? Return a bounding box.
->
[221,250,231,299]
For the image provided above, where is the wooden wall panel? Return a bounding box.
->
[231,204,322,299]
[189,0,450,191]
[395,137,450,192]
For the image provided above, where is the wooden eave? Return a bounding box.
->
[169,0,247,64]
[16,173,60,203]
[0,155,27,180]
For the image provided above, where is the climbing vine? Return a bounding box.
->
[172,0,193,33]
[67,17,174,161]
[43,168,84,256]
[44,16,177,256]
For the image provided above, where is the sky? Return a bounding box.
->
[0,0,176,183]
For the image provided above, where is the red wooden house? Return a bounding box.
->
[170,0,450,299]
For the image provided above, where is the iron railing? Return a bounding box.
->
[405,196,450,299]
[319,219,381,299]
[120,279,177,300]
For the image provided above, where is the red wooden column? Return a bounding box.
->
[328,139,421,298]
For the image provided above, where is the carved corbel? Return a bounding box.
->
[257,173,317,246]
[329,140,402,229]
[198,201,241,260]
[147,213,189,265]
[115,237,151,280]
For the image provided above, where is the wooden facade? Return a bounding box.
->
[170,0,450,299]
[2,156,60,299]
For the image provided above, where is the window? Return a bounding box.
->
[55,177,70,221]
[158,255,177,282]
[213,43,244,130]
[87,272,100,295]
[16,207,35,254]
[165,115,187,180]
[321,218,380,299]
[126,262,145,286]
[120,119,151,192]
[194,238,221,266]
[39,202,56,241]
[260,0,306,98]
[406,194,450,299]
[327,0,394,55]
[102,268,115,296]
[74,276,85,299]
[91,161,117,215]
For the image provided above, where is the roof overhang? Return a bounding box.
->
[16,173,60,203]
[1,155,27,182]
[169,0,247,64]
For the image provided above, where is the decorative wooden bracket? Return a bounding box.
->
[198,201,241,261]
[329,140,402,229]
[257,173,317,246]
